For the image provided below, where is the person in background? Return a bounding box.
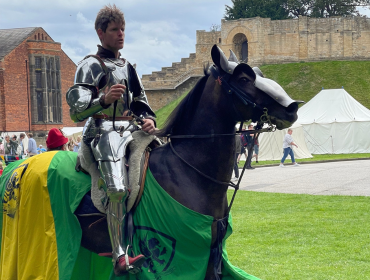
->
[280,128,299,167]
[46,128,69,152]
[37,145,46,154]
[67,137,74,151]
[19,133,26,158]
[0,139,4,154]
[0,161,3,176]
[242,124,255,170]
[4,135,18,156]
[73,136,81,152]
[27,133,38,156]
[231,132,242,182]
[253,134,260,164]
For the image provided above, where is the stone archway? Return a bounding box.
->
[233,33,248,62]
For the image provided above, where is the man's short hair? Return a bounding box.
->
[20,133,25,138]
[12,135,17,140]
[28,133,33,138]
[95,4,125,33]
[288,129,293,133]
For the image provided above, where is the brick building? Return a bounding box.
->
[142,16,370,111]
[0,27,77,136]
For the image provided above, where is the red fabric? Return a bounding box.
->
[46,128,68,149]
[0,169,3,176]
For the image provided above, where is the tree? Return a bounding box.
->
[225,0,290,20]
[224,0,370,19]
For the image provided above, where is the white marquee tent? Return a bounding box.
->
[61,127,83,140]
[256,122,313,161]
[297,88,370,154]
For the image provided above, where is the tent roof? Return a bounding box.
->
[297,89,370,124]
[62,127,83,137]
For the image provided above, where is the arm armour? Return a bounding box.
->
[66,56,108,122]
[126,62,156,124]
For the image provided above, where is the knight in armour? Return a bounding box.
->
[66,5,155,275]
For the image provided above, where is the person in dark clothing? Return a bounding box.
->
[231,132,242,182]
[241,124,255,170]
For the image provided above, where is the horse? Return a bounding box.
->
[77,45,300,279]
[0,45,300,280]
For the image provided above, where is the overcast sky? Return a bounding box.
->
[0,1,368,77]
[0,0,232,76]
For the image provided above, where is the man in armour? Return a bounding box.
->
[66,5,155,275]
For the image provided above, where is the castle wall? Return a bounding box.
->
[142,16,370,111]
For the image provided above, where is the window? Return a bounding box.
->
[36,91,43,121]
[55,57,60,70]
[36,72,42,89]
[47,72,51,89]
[35,57,41,69]
[33,55,62,123]
[56,72,60,89]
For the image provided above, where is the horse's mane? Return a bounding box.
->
[155,68,210,137]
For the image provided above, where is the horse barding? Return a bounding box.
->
[0,45,300,280]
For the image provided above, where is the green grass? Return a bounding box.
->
[155,92,188,129]
[227,191,370,280]
[239,153,370,168]
[155,61,370,128]
[260,60,370,110]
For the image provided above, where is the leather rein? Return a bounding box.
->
[167,65,275,212]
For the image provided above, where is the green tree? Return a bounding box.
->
[225,0,370,19]
[225,0,290,20]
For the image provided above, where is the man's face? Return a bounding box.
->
[5,136,9,142]
[98,21,125,53]
[288,130,293,135]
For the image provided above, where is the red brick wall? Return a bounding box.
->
[60,50,79,127]
[0,63,5,131]
[2,39,30,132]
[1,27,78,133]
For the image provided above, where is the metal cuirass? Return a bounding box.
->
[96,58,132,117]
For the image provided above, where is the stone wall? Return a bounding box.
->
[143,16,370,111]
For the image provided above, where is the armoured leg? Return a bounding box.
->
[98,159,129,262]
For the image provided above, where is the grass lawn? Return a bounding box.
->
[239,153,370,168]
[226,190,370,280]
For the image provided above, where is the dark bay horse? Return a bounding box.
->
[78,45,300,279]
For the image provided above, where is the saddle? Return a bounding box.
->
[75,130,162,216]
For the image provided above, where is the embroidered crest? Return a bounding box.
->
[2,163,29,218]
[135,226,176,278]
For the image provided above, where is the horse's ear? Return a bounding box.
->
[233,63,256,82]
[211,45,237,74]
[228,50,239,64]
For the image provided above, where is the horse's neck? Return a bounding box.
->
[175,83,236,183]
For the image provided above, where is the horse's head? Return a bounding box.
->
[210,45,302,129]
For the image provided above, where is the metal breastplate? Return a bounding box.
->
[98,58,132,117]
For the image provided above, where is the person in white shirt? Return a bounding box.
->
[279,128,299,167]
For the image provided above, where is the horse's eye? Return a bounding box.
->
[239,77,250,84]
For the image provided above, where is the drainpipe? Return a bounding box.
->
[25,59,31,132]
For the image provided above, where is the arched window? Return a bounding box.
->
[38,33,40,40]
[232,33,248,62]
[34,35,37,40]
[42,34,44,40]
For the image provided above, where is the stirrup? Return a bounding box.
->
[115,245,145,275]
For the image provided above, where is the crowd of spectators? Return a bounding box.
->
[0,129,82,175]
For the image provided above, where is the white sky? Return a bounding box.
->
[0,1,368,77]
[0,0,232,76]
